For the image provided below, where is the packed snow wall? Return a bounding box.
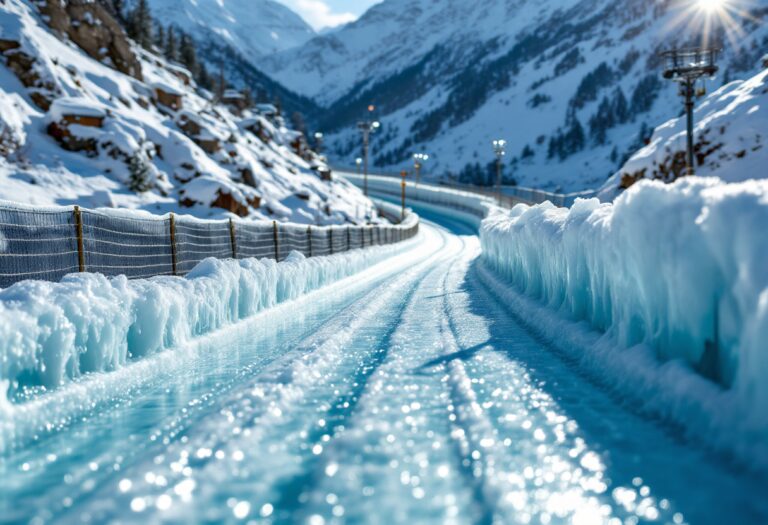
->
[0,201,418,288]
[481,177,768,425]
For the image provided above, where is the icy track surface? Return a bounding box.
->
[2,206,768,524]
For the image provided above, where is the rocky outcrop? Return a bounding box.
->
[39,0,142,80]
[1,46,58,110]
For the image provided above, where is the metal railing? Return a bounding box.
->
[0,202,419,288]
[335,166,598,208]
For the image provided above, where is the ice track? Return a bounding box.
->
[1,206,767,525]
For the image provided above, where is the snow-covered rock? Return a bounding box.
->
[0,0,374,225]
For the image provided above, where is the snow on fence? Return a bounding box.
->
[0,201,419,288]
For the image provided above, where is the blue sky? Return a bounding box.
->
[277,0,380,30]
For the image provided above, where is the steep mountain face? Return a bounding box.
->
[264,0,768,193]
[144,0,320,119]
[147,0,315,58]
[0,0,374,225]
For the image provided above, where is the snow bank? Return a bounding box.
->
[481,177,768,450]
[0,237,418,396]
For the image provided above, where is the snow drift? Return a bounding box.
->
[481,177,768,445]
[0,233,418,398]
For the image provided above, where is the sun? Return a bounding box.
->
[697,0,726,13]
[665,0,754,49]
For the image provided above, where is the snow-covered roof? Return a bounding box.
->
[165,63,192,77]
[151,81,184,97]
[256,103,277,115]
[223,89,245,100]
[49,97,107,121]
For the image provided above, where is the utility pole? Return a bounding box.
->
[492,139,506,206]
[314,132,324,156]
[661,48,719,177]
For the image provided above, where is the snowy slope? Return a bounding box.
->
[264,0,768,193]
[600,67,768,199]
[0,0,375,225]
[146,0,315,57]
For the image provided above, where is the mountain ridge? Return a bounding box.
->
[262,0,768,193]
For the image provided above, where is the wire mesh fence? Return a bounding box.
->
[0,202,419,289]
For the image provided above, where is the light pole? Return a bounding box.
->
[400,170,407,222]
[492,139,506,206]
[314,132,324,155]
[355,157,363,175]
[357,119,380,196]
[661,47,719,176]
[412,153,429,190]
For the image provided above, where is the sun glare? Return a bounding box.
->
[697,0,725,13]
[666,0,754,49]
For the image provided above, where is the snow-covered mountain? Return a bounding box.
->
[147,0,315,58]
[263,0,768,193]
[0,0,374,225]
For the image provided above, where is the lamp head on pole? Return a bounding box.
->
[412,153,429,168]
[492,139,507,158]
[661,47,720,82]
[355,157,362,166]
[314,132,324,140]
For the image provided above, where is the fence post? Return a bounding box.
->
[272,220,279,262]
[73,205,85,273]
[307,225,313,258]
[169,212,178,276]
[347,226,351,252]
[229,218,237,260]
[329,228,333,255]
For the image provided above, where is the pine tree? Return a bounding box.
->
[589,96,614,145]
[612,87,629,124]
[242,87,253,108]
[565,118,585,156]
[179,33,198,74]
[128,151,154,192]
[154,24,165,50]
[197,63,212,90]
[165,26,178,62]
[129,0,152,49]
[290,112,306,134]
[520,144,535,160]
